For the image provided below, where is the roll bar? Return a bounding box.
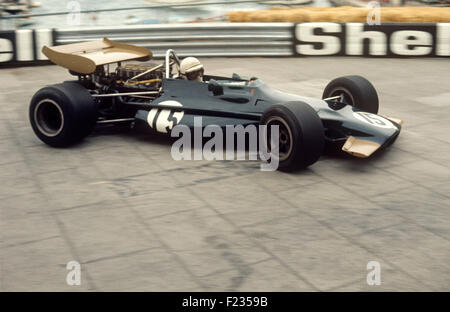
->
[165,49,181,79]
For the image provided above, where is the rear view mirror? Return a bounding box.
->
[208,79,224,96]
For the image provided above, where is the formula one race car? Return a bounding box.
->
[29,38,402,172]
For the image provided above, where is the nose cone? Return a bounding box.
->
[318,104,402,154]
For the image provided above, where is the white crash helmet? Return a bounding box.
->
[179,57,204,80]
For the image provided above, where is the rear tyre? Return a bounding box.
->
[322,75,379,114]
[29,82,97,147]
[260,101,324,172]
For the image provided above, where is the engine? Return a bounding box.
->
[79,62,164,92]
[115,63,163,90]
[116,63,163,81]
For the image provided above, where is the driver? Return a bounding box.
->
[179,57,204,82]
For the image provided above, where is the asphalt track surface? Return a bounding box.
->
[0,57,449,291]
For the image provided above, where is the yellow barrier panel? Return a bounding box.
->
[227,6,450,23]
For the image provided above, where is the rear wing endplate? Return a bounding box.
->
[42,38,152,74]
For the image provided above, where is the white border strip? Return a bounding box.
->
[35,29,53,60]
[15,29,34,61]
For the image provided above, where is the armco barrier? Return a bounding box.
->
[0,23,449,67]
[54,23,294,57]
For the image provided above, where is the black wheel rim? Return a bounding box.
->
[34,99,64,137]
[329,88,355,107]
[265,116,293,162]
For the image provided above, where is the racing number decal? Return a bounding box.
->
[147,100,184,133]
[353,112,396,129]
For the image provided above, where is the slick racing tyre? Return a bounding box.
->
[260,101,325,172]
[29,82,98,147]
[322,75,379,114]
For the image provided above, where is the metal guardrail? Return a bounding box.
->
[55,23,294,57]
[1,22,449,66]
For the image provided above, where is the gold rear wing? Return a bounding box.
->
[42,38,152,74]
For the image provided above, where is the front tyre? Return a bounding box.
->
[322,75,379,114]
[261,101,324,172]
[29,82,97,147]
